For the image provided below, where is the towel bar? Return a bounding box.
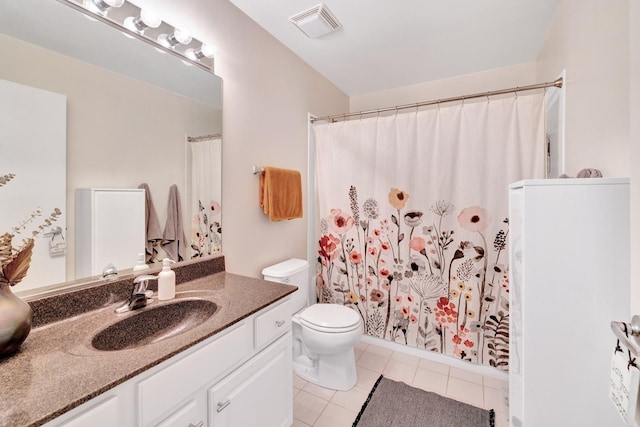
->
[611,315,640,356]
[252,165,263,174]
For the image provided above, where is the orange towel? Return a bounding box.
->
[259,167,303,221]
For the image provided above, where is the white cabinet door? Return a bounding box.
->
[156,400,204,427]
[209,333,292,427]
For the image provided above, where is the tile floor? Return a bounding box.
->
[292,340,509,427]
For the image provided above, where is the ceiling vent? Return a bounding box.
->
[289,4,342,39]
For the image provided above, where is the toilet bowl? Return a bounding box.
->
[292,303,361,390]
[262,259,362,391]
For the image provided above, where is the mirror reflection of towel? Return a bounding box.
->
[138,183,162,263]
[162,184,186,262]
[259,166,303,221]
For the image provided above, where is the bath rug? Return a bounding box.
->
[353,375,495,427]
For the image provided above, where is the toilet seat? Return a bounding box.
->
[299,304,360,333]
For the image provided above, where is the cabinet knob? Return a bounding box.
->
[275,320,286,327]
[217,399,231,413]
[188,422,204,427]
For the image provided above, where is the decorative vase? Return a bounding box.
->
[0,283,32,356]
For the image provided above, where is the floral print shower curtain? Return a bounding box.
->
[190,137,222,258]
[313,94,545,370]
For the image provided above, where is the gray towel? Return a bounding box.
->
[138,183,163,263]
[162,184,186,262]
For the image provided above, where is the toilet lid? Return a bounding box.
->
[299,304,360,331]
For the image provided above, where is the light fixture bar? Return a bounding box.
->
[55,0,214,72]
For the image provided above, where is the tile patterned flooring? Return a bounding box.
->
[292,340,509,427]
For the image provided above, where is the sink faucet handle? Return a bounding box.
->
[132,275,158,295]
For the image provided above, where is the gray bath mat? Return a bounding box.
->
[353,375,495,427]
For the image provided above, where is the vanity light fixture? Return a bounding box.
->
[56,0,215,72]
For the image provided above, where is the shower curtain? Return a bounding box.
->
[190,137,222,258]
[313,94,545,370]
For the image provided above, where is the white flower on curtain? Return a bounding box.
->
[314,94,545,370]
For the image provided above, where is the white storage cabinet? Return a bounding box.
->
[75,188,145,277]
[509,178,629,427]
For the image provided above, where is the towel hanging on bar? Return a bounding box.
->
[138,183,162,263]
[259,166,303,221]
[162,184,187,261]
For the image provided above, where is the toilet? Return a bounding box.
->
[262,258,361,391]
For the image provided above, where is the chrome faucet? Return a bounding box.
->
[115,275,158,313]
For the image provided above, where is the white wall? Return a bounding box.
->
[536,0,630,178]
[132,0,349,278]
[350,62,537,112]
[631,2,640,314]
[537,0,637,315]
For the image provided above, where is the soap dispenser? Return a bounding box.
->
[132,253,149,274]
[158,258,176,300]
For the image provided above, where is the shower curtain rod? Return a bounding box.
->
[187,133,222,142]
[310,77,563,124]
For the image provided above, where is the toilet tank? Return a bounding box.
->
[262,258,309,313]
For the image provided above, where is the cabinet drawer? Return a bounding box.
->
[254,298,291,349]
[138,322,252,426]
[53,396,118,427]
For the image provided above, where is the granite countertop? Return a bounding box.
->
[0,271,297,427]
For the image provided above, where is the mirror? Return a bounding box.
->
[0,0,223,296]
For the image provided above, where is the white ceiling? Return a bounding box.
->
[227,0,561,96]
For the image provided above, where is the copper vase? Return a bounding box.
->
[0,283,32,356]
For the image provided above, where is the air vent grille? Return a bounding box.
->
[289,4,341,38]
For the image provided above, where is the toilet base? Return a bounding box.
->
[293,349,357,391]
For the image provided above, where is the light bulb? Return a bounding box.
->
[185,43,216,61]
[140,10,161,28]
[124,9,161,33]
[185,48,198,61]
[83,0,124,16]
[157,28,192,49]
[174,29,193,45]
[200,43,216,58]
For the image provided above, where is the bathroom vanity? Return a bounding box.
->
[0,257,296,427]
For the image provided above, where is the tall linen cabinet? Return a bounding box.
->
[509,178,629,426]
[75,188,145,278]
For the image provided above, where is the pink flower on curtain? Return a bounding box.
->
[349,251,362,264]
[409,236,426,252]
[209,200,221,215]
[318,234,340,260]
[327,209,355,234]
[370,289,385,303]
[401,306,410,318]
[457,206,492,232]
